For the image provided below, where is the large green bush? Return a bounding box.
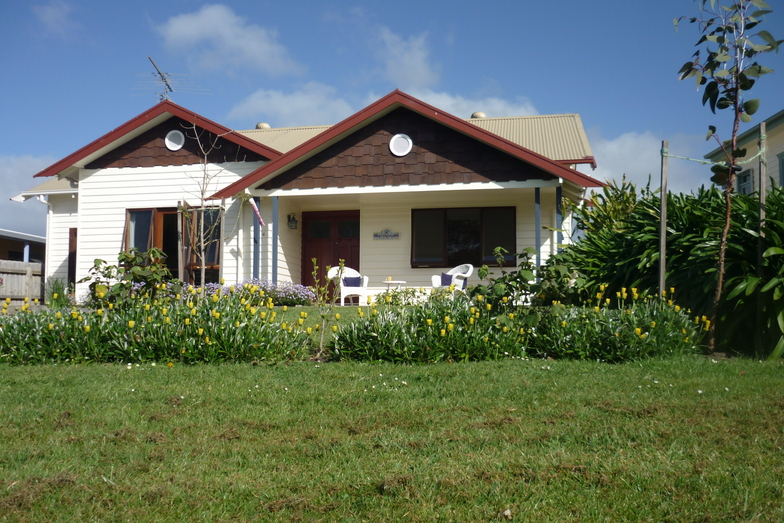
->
[552,181,784,356]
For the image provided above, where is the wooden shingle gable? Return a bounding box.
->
[85,117,268,170]
[260,108,553,191]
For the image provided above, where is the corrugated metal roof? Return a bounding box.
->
[467,114,593,162]
[236,114,592,162]
[237,126,331,153]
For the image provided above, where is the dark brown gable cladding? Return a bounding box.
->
[86,117,268,170]
[260,108,553,191]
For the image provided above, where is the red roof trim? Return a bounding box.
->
[33,100,283,178]
[211,90,604,199]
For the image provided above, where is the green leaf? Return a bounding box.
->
[731,148,747,158]
[706,125,717,140]
[738,73,755,90]
[702,81,720,113]
[757,30,780,53]
[746,64,774,77]
[727,279,749,300]
[768,335,784,361]
[761,277,781,293]
[763,247,784,257]
[741,113,753,123]
[750,0,771,10]
[743,98,759,115]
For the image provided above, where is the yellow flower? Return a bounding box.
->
[78,315,83,322]
[283,306,288,312]
[281,323,287,330]
[230,286,235,294]
[486,304,492,311]
[128,320,135,328]
[367,296,373,305]
[213,311,220,319]
[145,304,150,311]
[502,296,508,303]
[332,325,338,332]
[187,302,194,308]
[220,278,225,285]
[640,333,647,339]
[167,362,174,368]
[235,321,241,328]
[307,327,313,334]
[48,323,54,330]
[56,312,61,319]
[185,318,190,325]
[161,308,168,315]
[301,311,308,319]
[594,306,600,313]
[52,293,58,300]
[96,309,103,316]
[668,300,673,306]
[372,309,378,316]
[34,298,39,305]
[477,295,484,302]
[181,348,186,354]
[191,308,197,316]
[519,328,525,334]
[600,284,606,291]
[84,325,90,333]
[508,313,515,320]
[385,296,391,303]
[260,311,266,319]
[651,322,656,328]
[440,329,446,337]
[176,294,181,300]
[635,327,641,336]
[164,317,170,324]
[670,287,675,295]
[448,323,454,331]
[71,311,78,319]
[250,307,257,315]
[212,294,219,303]
[561,321,567,328]
[198,328,204,336]
[359,312,364,318]
[444,315,450,323]
[205,336,210,343]
[502,326,508,333]
[469,317,475,325]
[704,320,711,331]
[298,318,304,325]
[335,313,341,320]
[470,307,476,314]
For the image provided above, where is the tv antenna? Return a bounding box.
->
[148,56,173,101]
[133,57,210,102]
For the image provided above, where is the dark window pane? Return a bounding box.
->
[203,209,221,265]
[446,208,480,266]
[482,207,516,265]
[161,213,179,271]
[129,210,152,251]
[412,209,444,265]
[309,221,331,239]
[338,220,359,238]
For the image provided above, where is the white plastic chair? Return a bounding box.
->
[327,266,369,306]
[431,264,473,290]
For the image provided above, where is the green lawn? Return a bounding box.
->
[2,357,783,522]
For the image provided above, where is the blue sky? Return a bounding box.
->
[2,0,782,236]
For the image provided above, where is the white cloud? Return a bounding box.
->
[157,4,303,76]
[588,130,710,194]
[33,0,78,39]
[228,82,355,127]
[377,28,439,91]
[0,156,55,237]
[406,89,538,119]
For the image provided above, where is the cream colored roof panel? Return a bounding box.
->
[237,114,593,162]
[467,114,593,162]
[237,126,331,154]
[15,176,78,201]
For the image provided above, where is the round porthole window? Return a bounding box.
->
[164,130,185,151]
[389,133,413,157]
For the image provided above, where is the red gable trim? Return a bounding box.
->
[33,100,282,178]
[211,90,604,199]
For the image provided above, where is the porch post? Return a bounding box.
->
[272,196,279,284]
[23,242,30,263]
[535,188,541,271]
[252,197,260,280]
[555,186,563,252]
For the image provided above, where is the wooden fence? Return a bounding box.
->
[0,260,43,305]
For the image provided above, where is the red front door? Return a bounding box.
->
[301,210,360,289]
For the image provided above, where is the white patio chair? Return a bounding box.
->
[327,266,369,306]
[431,264,473,290]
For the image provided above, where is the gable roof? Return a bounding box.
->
[33,100,283,179]
[212,90,603,200]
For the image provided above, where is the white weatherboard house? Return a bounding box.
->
[704,107,784,195]
[16,90,604,299]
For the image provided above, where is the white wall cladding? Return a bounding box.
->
[73,162,263,296]
[46,194,78,285]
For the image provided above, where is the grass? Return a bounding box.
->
[2,356,783,521]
